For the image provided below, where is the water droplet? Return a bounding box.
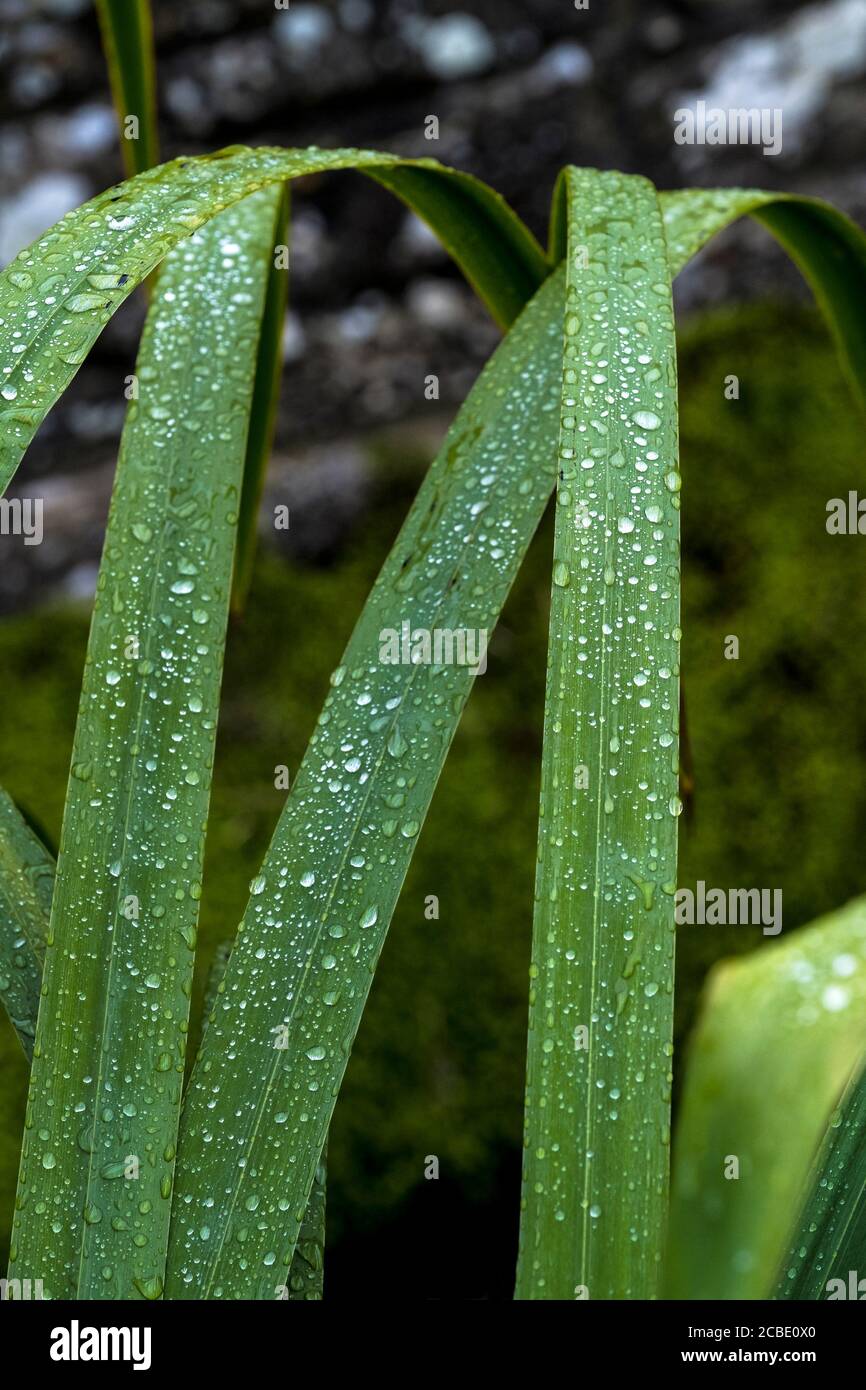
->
[133,1275,164,1301]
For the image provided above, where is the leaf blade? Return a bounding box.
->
[0,789,54,1061]
[776,1056,866,1300]
[551,184,866,406]
[0,146,546,497]
[94,0,159,177]
[660,189,866,409]
[370,165,548,329]
[8,187,282,1300]
[231,186,290,614]
[666,897,866,1300]
[200,939,328,1301]
[285,1143,327,1302]
[165,264,569,1299]
[516,168,681,1300]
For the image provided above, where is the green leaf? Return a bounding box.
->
[370,164,548,329]
[231,186,290,614]
[165,263,568,1299]
[285,1143,327,1302]
[516,169,680,1301]
[201,939,328,1301]
[0,785,329,1296]
[201,942,233,1033]
[660,189,866,409]
[777,1056,866,1300]
[0,788,54,1060]
[94,0,285,619]
[0,146,546,499]
[229,160,551,613]
[526,181,866,1302]
[8,187,281,1301]
[0,789,333,1298]
[95,0,159,177]
[551,184,866,407]
[95,0,287,616]
[666,896,866,1300]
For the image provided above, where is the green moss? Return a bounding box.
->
[0,302,863,1290]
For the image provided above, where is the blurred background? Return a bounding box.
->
[1,0,865,1297]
